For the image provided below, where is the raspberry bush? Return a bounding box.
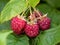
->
[0,0,60,45]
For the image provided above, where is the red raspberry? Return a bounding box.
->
[24,23,39,37]
[11,16,26,35]
[24,13,39,37]
[37,16,51,30]
[33,9,51,30]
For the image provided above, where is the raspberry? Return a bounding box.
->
[33,9,51,30]
[11,15,26,35]
[24,13,39,37]
[37,15,51,30]
[24,23,39,37]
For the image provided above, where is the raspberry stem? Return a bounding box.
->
[33,8,48,20]
[37,13,48,20]
[29,6,33,20]
[29,6,32,15]
[34,8,42,17]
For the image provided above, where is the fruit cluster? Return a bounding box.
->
[11,9,51,38]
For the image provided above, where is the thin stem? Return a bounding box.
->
[34,8,41,17]
[29,6,32,15]
[21,7,29,17]
[21,11,25,16]
[21,0,29,16]
[43,13,47,17]
[29,6,33,21]
[37,13,47,20]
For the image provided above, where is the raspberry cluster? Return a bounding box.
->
[11,9,51,38]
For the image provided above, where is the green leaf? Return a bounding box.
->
[0,30,13,45]
[0,0,28,23]
[45,0,60,8]
[28,0,40,8]
[0,21,11,30]
[37,4,60,27]
[7,34,29,45]
[34,26,60,45]
[0,0,9,12]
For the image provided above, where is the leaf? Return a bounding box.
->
[28,0,40,8]
[0,21,11,30]
[0,0,28,23]
[34,25,60,45]
[0,30,13,45]
[45,0,60,8]
[0,0,9,12]
[37,4,60,27]
[7,34,29,45]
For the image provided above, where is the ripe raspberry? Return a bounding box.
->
[24,23,39,37]
[37,15,51,30]
[24,13,39,37]
[11,15,26,35]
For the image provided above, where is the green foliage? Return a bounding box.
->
[0,21,11,30]
[34,26,60,45]
[28,0,40,8]
[0,30,29,45]
[0,0,28,23]
[0,0,9,12]
[0,30,12,45]
[7,34,29,45]
[46,0,60,8]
